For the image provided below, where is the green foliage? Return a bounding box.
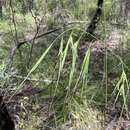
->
[0,0,130,129]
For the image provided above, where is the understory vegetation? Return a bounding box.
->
[0,0,130,130]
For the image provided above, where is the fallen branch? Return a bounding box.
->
[10,74,55,84]
[17,28,61,48]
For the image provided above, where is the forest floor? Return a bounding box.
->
[0,16,130,130]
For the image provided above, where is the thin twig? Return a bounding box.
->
[10,74,55,84]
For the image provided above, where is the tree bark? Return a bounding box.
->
[125,0,130,24]
[120,0,130,24]
[0,96,15,130]
[86,0,104,35]
[0,1,3,18]
[125,0,130,16]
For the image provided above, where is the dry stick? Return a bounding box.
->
[5,0,19,72]
[18,28,61,48]
[11,74,54,84]
[27,9,42,67]
[9,0,19,44]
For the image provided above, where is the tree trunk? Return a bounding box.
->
[86,0,104,35]
[0,1,3,18]
[125,0,130,24]
[28,0,34,10]
[0,96,15,130]
[120,0,130,24]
